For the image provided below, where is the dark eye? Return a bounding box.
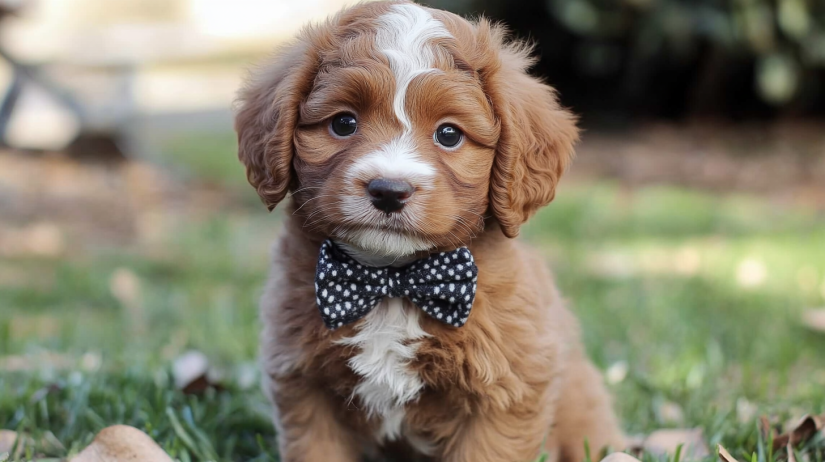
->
[331,113,357,137]
[434,124,462,148]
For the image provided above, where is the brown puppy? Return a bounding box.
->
[235,1,623,461]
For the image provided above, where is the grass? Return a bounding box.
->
[2,135,825,461]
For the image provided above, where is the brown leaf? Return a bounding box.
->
[802,309,825,333]
[772,414,824,451]
[172,350,223,394]
[787,443,797,462]
[718,444,739,462]
[0,430,32,459]
[644,428,710,460]
[70,425,172,462]
[600,452,642,462]
[759,415,777,442]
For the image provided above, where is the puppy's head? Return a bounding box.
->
[235,0,577,260]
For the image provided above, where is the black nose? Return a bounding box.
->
[367,179,414,213]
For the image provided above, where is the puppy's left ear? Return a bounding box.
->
[483,27,579,238]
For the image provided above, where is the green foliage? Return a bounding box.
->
[546,0,825,105]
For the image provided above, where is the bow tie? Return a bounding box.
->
[315,240,478,330]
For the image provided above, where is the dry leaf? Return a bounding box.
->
[718,444,739,462]
[172,350,223,394]
[644,428,710,460]
[0,430,23,458]
[657,400,685,425]
[787,443,796,462]
[801,309,825,333]
[772,414,824,451]
[759,415,776,442]
[600,452,642,462]
[70,425,172,462]
[736,398,758,424]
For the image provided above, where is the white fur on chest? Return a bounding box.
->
[337,297,428,442]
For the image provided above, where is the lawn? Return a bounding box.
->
[1,134,824,461]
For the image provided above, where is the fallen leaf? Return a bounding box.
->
[605,361,629,385]
[801,309,825,333]
[759,415,776,442]
[656,401,685,425]
[644,428,710,460]
[736,398,758,424]
[0,430,31,459]
[600,452,642,462]
[772,414,824,451]
[787,443,796,462]
[70,425,172,462]
[172,350,223,394]
[718,444,739,462]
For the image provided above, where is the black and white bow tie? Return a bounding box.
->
[315,240,478,330]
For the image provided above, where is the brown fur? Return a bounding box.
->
[236,2,623,461]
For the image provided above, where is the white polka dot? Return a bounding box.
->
[336,284,341,291]
[328,296,334,302]
[466,271,472,277]
[434,287,440,294]
[460,286,466,294]
[464,295,470,301]
[322,289,328,297]
[319,272,325,280]
[324,308,330,314]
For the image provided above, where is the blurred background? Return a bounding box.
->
[1,0,824,461]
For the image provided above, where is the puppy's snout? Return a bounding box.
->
[367,178,414,213]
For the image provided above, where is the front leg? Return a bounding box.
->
[441,400,552,462]
[265,374,362,462]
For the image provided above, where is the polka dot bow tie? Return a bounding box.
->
[315,240,478,330]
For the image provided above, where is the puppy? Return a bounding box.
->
[235,1,623,461]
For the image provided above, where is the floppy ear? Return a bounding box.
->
[234,39,319,210]
[481,25,579,238]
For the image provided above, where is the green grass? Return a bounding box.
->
[2,150,825,461]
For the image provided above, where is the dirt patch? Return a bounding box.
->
[0,151,241,256]
[571,122,825,208]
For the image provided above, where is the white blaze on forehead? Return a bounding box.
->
[345,4,451,184]
[375,3,452,130]
[346,135,435,182]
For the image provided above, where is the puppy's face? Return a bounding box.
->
[236,1,578,260]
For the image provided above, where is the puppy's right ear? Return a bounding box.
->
[235,40,318,210]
